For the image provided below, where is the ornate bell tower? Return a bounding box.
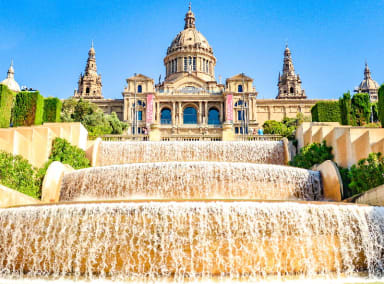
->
[276,45,306,99]
[74,42,103,99]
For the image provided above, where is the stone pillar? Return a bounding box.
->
[149,123,161,141]
[156,102,161,123]
[205,101,208,125]
[172,101,176,125]
[198,101,202,124]
[222,122,235,141]
[219,102,224,123]
[123,98,128,121]
[179,102,182,124]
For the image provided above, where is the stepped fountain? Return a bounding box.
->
[0,140,384,283]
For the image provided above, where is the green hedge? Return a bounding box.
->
[378,84,384,128]
[12,91,44,126]
[0,84,15,128]
[352,93,371,126]
[43,97,62,122]
[311,101,341,123]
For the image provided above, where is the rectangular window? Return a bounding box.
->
[184,57,187,71]
[238,110,244,121]
[138,111,143,121]
[175,58,177,72]
[193,57,196,71]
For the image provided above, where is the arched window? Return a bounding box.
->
[183,107,197,124]
[86,87,90,94]
[208,108,220,125]
[238,85,243,93]
[290,87,294,93]
[138,85,142,93]
[161,108,172,124]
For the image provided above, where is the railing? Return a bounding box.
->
[101,134,281,142]
[101,135,149,141]
[161,134,222,141]
[235,134,283,141]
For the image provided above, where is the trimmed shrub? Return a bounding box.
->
[378,84,384,128]
[12,91,44,126]
[339,92,353,125]
[0,84,15,128]
[289,141,334,169]
[352,93,371,126]
[43,97,62,122]
[48,137,90,169]
[0,151,41,199]
[348,152,384,194]
[36,137,91,189]
[311,101,341,123]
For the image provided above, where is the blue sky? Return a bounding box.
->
[0,0,383,100]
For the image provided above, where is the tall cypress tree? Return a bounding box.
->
[339,91,352,125]
[378,84,384,128]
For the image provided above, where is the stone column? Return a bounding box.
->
[179,102,182,125]
[156,102,161,123]
[249,97,253,121]
[123,97,129,121]
[205,101,208,125]
[198,101,202,124]
[172,101,176,125]
[219,102,224,123]
[253,99,257,123]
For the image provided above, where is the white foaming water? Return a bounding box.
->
[60,162,322,202]
[97,141,285,166]
[0,202,384,282]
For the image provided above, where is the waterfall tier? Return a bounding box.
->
[97,141,285,166]
[60,162,322,201]
[0,202,383,281]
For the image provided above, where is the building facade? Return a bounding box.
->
[74,5,319,137]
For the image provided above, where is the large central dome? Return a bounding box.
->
[167,28,212,55]
[164,4,216,83]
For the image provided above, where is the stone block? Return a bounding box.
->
[41,161,74,203]
[0,184,41,208]
[312,160,343,201]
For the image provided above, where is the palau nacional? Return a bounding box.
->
[70,4,380,139]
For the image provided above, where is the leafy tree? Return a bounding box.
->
[372,102,379,122]
[263,113,310,140]
[351,93,371,126]
[61,99,127,139]
[348,152,384,194]
[289,141,334,169]
[0,151,41,198]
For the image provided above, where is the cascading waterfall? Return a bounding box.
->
[97,141,286,166]
[0,202,384,281]
[60,162,322,201]
[1,139,384,283]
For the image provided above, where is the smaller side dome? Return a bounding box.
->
[358,62,379,91]
[1,60,20,92]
